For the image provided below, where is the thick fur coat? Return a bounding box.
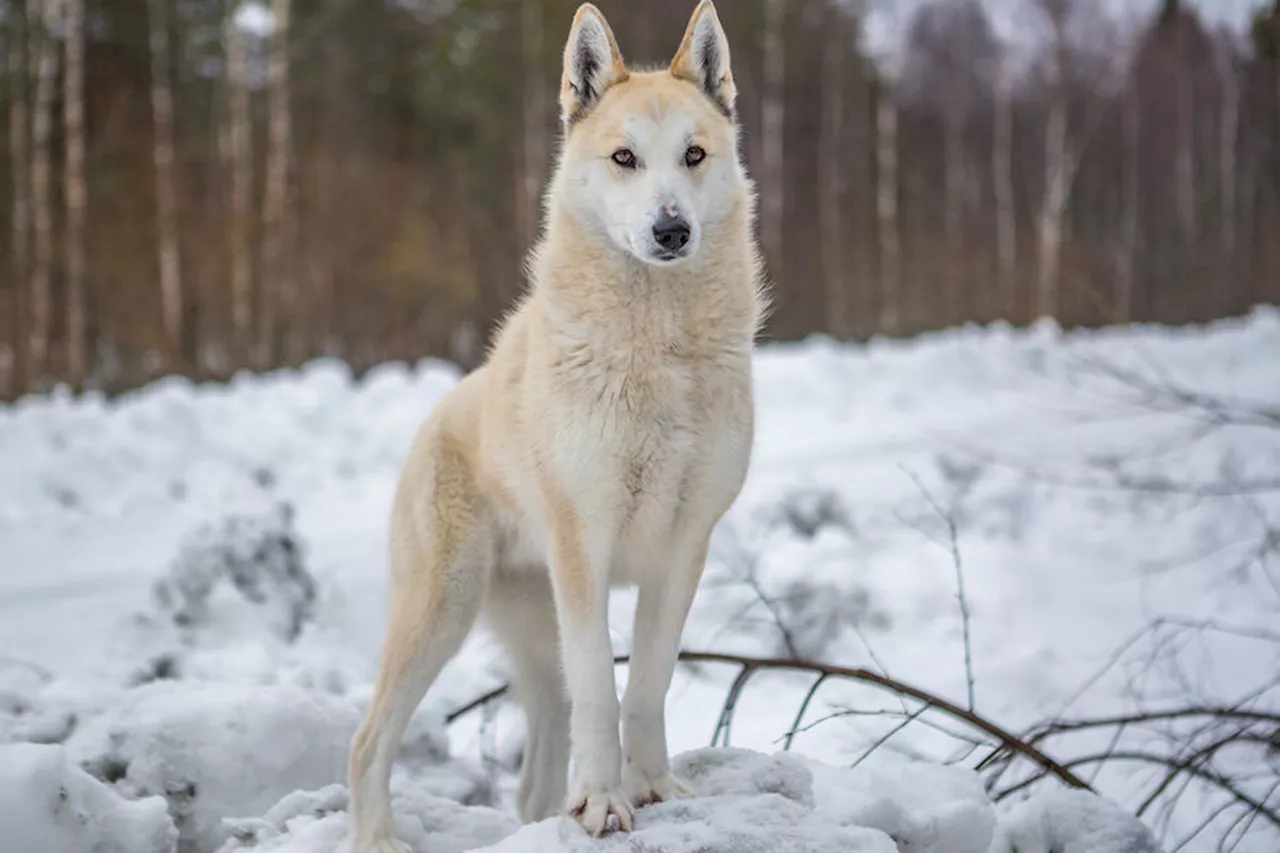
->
[346,3,768,850]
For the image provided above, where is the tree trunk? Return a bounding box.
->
[148,0,183,366]
[1035,0,1071,321]
[1116,86,1139,324]
[1215,51,1238,264]
[760,0,786,284]
[7,0,31,396]
[64,0,87,389]
[875,82,900,335]
[518,0,547,259]
[1036,91,1067,320]
[1175,56,1196,245]
[943,78,965,315]
[262,0,296,366]
[29,0,60,385]
[819,8,845,338]
[225,3,253,367]
[992,75,1016,320]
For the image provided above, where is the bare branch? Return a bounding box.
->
[445,650,1093,791]
[898,466,976,711]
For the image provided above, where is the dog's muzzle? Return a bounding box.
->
[652,206,692,259]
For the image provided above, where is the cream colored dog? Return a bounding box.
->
[347,2,767,849]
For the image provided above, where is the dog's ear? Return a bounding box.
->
[560,3,628,125]
[669,0,736,117]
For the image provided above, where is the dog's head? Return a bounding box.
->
[554,1,742,268]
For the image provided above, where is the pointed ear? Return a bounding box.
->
[560,3,628,125]
[669,0,736,117]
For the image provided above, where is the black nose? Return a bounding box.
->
[653,210,691,253]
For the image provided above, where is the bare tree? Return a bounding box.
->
[1116,81,1140,323]
[875,77,900,335]
[1174,31,1196,243]
[943,72,966,311]
[518,0,547,259]
[64,0,87,387]
[1214,37,1239,261]
[820,5,847,338]
[7,0,31,394]
[760,0,786,283]
[262,0,297,365]
[1035,0,1072,319]
[29,0,60,383]
[224,2,253,366]
[148,0,184,364]
[992,68,1016,319]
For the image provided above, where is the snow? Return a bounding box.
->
[990,788,1163,853]
[3,307,1279,852]
[0,742,178,853]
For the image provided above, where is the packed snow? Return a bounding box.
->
[2,308,1278,852]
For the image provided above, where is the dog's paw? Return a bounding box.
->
[564,785,634,836]
[623,766,696,808]
[349,832,411,853]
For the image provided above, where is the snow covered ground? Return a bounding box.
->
[2,308,1277,852]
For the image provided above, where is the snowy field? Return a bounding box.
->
[2,309,1278,852]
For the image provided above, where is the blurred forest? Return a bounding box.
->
[1,0,1279,400]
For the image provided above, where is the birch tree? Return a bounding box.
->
[819,5,847,338]
[1174,28,1196,243]
[943,71,965,309]
[1116,81,1140,323]
[262,0,297,365]
[1035,0,1072,319]
[64,0,87,387]
[518,0,547,257]
[760,0,786,282]
[992,68,1016,318]
[875,77,900,334]
[869,0,902,335]
[1213,37,1239,260]
[224,2,253,366]
[8,0,31,393]
[29,0,60,382]
[148,0,183,363]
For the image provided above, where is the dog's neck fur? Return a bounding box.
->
[526,168,764,362]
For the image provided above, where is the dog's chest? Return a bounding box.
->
[556,350,749,518]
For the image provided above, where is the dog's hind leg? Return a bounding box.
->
[347,435,492,853]
[483,568,571,823]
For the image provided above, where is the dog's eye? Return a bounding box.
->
[684,145,706,167]
[611,148,636,168]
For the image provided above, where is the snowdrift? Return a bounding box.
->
[0,741,1161,853]
[4,309,1278,852]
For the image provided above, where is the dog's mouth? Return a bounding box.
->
[647,246,693,265]
[621,233,696,266]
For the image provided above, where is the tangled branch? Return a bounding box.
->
[444,649,1092,791]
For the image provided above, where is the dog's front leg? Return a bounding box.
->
[546,519,633,836]
[620,534,709,807]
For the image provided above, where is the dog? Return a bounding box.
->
[346,2,767,849]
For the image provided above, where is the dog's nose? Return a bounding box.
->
[652,209,691,253]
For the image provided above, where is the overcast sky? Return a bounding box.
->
[863,0,1266,60]
[234,0,1269,55]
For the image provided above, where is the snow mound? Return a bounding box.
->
[151,502,317,642]
[0,701,1165,853]
[803,755,997,853]
[991,788,1164,853]
[217,780,519,853]
[0,742,179,853]
[64,680,360,853]
[218,747,900,853]
[214,746,1161,853]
